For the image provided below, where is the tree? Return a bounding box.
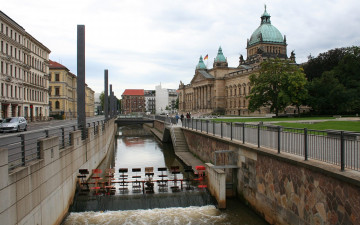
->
[303,47,349,81]
[283,67,308,116]
[305,46,360,114]
[247,58,307,116]
[175,97,179,110]
[99,91,105,110]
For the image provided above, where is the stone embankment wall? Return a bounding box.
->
[182,128,360,225]
[0,119,116,225]
[154,120,165,133]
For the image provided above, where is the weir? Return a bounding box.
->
[70,191,215,212]
[68,124,216,213]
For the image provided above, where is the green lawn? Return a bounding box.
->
[210,117,360,132]
[211,117,335,123]
[276,121,360,132]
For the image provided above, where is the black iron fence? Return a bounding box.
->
[1,119,108,171]
[182,119,360,172]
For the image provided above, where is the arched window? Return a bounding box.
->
[55,101,60,109]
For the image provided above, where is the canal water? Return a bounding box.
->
[62,125,268,225]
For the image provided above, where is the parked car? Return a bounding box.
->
[0,117,27,132]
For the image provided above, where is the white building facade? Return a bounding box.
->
[0,11,51,121]
[155,84,178,114]
[144,90,155,114]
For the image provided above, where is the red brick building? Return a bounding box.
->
[121,89,145,114]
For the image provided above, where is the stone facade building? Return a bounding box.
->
[49,60,94,119]
[85,84,95,117]
[0,11,51,121]
[178,6,296,116]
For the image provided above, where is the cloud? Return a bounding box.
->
[2,0,360,97]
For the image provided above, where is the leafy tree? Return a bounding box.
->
[283,67,308,116]
[303,47,349,81]
[100,91,120,114]
[305,46,360,114]
[175,97,179,109]
[99,91,105,110]
[247,58,307,116]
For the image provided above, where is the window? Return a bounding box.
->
[55,73,59,81]
[55,87,60,96]
[55,101,60,109]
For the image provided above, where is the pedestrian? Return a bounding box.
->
[175,114,179,124]
[180,114,184,123]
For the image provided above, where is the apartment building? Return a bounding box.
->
[144,90,155,114]
[49,60,77,119]
[0,11,51,121]
[121,89,145,114]
[155,84,178,114]
[49,60,95,118]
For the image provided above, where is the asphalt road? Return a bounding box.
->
[0,116,107,170]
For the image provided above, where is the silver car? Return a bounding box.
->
[0,117,28,132]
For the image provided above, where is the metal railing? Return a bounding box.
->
[1,119,107,171]
[182,119,360,171]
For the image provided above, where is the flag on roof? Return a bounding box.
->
[204,54,208,60]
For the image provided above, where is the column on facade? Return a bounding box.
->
[194,88,197,110]
[195,87,198,110]
[204,86,207,109]
[202,86,204,109]
[199,87,201,110]
[201,86,204,109]
[202,86,205,109]
[207,85,209,108]
[198,87,200,110]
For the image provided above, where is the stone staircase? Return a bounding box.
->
[170,127,190,152]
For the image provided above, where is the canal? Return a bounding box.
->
[62,125,268,224]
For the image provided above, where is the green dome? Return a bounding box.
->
[196,56,206,70]
[248,6,284,46]
[215,46,226,62]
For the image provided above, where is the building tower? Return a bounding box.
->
[246,5,287,62]
[213,46,228,68]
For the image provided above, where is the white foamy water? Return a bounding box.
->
[63,205,230,225]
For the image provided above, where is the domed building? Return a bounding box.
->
[178,6,295,116]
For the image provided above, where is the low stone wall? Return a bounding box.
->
[0,119,116,225]
[154,120,165,133]
[182,128,360,225]
[205,163,226,209]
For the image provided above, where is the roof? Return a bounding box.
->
[122,89,144,96]
[198,70,214,79]
[248,6,284,46]
[215,46,226,62]
[49,60,69,71]
[196,56,207,70]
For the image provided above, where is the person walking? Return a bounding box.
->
[175,114,179,124]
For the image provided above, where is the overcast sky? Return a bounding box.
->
[2,0,359,97]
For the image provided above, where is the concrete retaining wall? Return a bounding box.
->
[0,119,116,225]
[205,163,226,209]
[183,128,360,225]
